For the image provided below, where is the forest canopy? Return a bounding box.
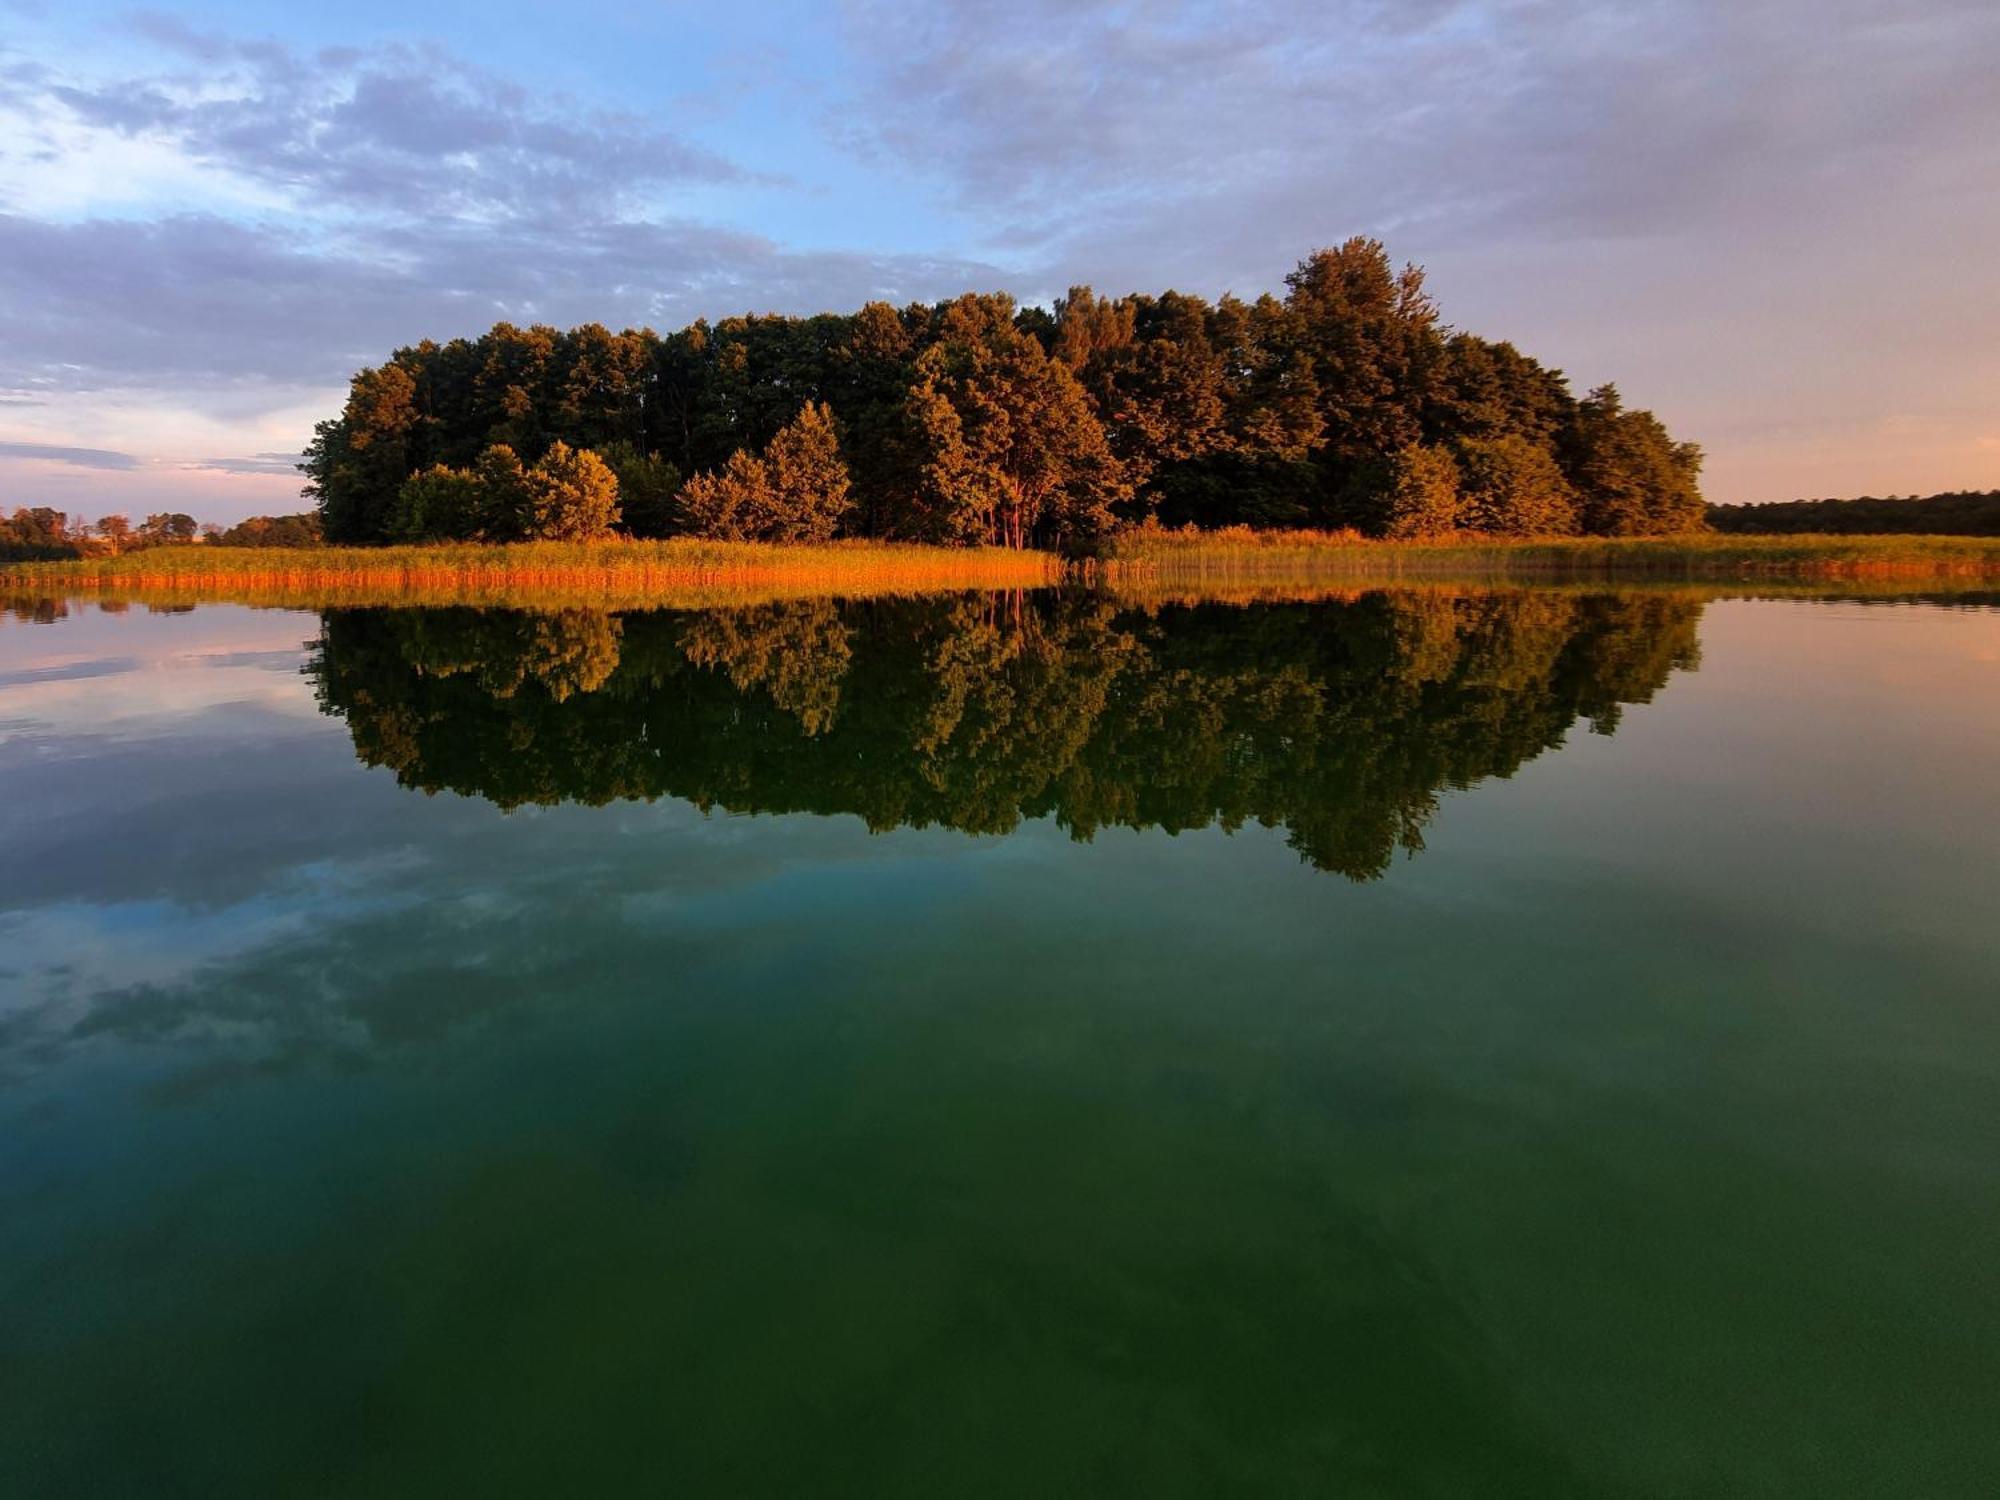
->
[302,240,1707,554]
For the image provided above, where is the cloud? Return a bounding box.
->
[43,22,745,220]
[0,209,1008,396]
[183,452,304,476]
[832,0,2000,284]
[0,437,139,469]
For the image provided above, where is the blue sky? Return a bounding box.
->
[2,0,1997,521]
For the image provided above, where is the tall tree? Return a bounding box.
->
[1379,445,1463,539]
[1454,435,1577,536]
[525,442,622,540]
[1283,238,1442,471]
[1563,385,1706,535]
[904,295,1128,551]
[680,402,854,542]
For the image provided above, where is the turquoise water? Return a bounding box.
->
[1,589,1996,1496]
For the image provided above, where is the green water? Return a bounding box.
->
[1,588,1995,1496]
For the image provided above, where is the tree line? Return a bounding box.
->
[0,508,323,561]
[303,239,1707,554]
[1708,489,2000,535]
[313,589,1701,879]
[1,508,196,561]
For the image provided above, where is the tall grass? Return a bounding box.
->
[1103,525,2000,583]
[5,531,1998,611]
[0,538,1063,609]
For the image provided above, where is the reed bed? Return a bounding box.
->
[1103,526,2000,583]
[6,532,1998,613]
[0,539,1063,609]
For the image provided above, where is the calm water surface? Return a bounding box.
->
[1,588,1996,1496]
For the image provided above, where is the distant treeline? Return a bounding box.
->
[1708,490,2000,536]
[0,507,320,560]
[304,240,1706,554]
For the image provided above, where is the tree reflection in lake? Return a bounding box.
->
[309,589,1701,880]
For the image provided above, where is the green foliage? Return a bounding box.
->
[1563,386,1706,536]
[0,506,81,560]
[391,466,491,542]
[598,441,683,539]
[299,244,1708,547]
[1708,489,2000,535]
[140,513,199,544]
[1453,435,1578,536]
[212,513,323,548]
[1283,237,1440,467]
[525,441,622,541]
[680,451,776,541]
[680,402,855,542]
[473,445,534,541]
[760,402,855,542]
[905,297,1129,552]
[1380,445,1463,539]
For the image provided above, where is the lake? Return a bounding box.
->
[2,585,1996,1496]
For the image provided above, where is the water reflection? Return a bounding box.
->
[310,589,1702,879]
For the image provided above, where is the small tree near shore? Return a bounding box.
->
[681,402,855,542]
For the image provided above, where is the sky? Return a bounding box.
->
[1,0,1996,524]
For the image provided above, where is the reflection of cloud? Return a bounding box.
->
[0,853,421,1049]
[0,655,139,689]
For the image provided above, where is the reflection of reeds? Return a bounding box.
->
[0,540,1063,609]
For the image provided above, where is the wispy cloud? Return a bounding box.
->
[181,452,303,476]
[0,437,139,469]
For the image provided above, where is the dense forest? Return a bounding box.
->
[1709,490,2000,535]
[303,240,1707,554]
[312,589,1701,879]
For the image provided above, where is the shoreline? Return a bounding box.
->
[4,532,1998,610]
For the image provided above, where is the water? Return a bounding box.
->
[2,587,1996,1496]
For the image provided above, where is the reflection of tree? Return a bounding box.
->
[679,600,850,735]
[310,589,1702,879]
[382,608,624,702]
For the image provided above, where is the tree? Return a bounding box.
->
[0,507,80,560]
[1379,445,1462,539]
[525,442,621,540]
[680,402,855,542]
[298,247,1702,545]
[1427,335,1574,448]
[472,445,534,541]
[1453,435,1577,536]
[680,449,774,541]
[139,512,199,544]
[212,513,323,547]
[95,514,133,550]
[8,507,69,546]
[1563,385,1705,535]
[904,295,1128,552]
[599,441,684,539]
[1283,239,1442,469]
[391,465,492,541]
[761,402,854,542]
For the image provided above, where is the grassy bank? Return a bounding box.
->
[4,532,1998,610]
[1102,527,2000,583]
[0,538,1063,609]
